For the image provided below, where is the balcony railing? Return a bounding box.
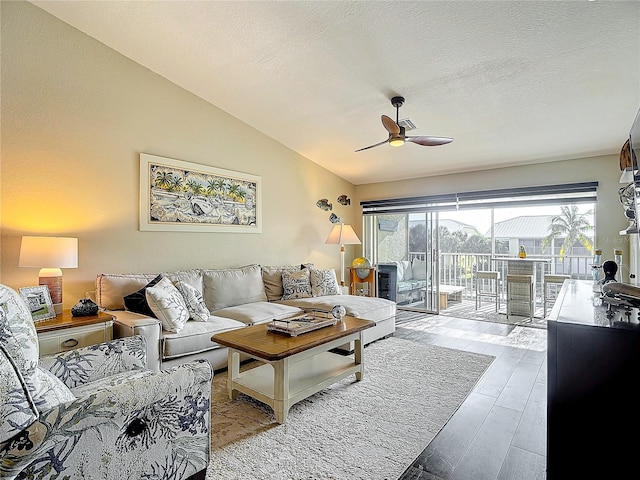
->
[407,251,594,303]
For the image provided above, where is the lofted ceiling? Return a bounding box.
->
[31,1,640,185]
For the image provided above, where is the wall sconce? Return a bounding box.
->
[325,224,361,286]
[19,236,78,314]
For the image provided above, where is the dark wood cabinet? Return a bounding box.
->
[547,280,640,479]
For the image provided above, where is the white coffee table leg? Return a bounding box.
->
[272,357,291,423]
[228,349,240,400]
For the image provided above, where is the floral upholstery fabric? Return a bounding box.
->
[0,345,37,443]
[0,284,212,480]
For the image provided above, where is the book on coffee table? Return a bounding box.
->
[266,314,337,336]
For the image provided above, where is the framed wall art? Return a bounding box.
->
[139,153,262,233]
[18,286,56,322]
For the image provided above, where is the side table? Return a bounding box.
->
[35,310,114,356]
[349,267,376,297]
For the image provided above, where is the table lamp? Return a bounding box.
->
[19,236,78,314]
[325,224,361,286]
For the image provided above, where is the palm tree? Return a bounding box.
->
[542,205,594,260]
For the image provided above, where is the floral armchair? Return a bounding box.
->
[0,284,212,480]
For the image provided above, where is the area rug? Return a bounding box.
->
[205,337,494,480]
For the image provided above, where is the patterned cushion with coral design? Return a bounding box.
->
[174,280,209,322]
[281,269,313,300]
[310,269,340,297]
[145,277,190,333]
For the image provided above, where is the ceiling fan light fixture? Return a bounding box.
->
[389,137,405,147]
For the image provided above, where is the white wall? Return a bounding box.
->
[0,2,358,306]
[355,156,633,277]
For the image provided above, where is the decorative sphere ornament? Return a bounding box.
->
[331,305,346,320]
[351,257,372,279]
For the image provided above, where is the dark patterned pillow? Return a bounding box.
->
[281,269,312,300]
[123,274,163,317]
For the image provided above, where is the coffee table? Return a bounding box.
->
[211,316,374,423]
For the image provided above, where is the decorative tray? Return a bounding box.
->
[266,313,337,336]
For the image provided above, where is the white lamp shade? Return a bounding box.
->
[325,224,361,245]
[19,236,78,269]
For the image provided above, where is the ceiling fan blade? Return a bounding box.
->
[381,115,400,135]
[405,135,453,146]
[355,138,389,152]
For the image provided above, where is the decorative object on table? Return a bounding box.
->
[602,260,618,285]
[337,195,351,206]
[331,305,346,321]
[325,223,361,286]
[351,257,372,279]
[140,153,261,233]
[592,249,603,287]
[518,245,527,258]
[618,183,637,233]
[18,236,78,315]
[266,314,337,336]
[329,213,341,224]
[316,199,332,211]
[71,298,99,317]
[18,285,56,322]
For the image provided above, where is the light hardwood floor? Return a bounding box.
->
[393,313,547,480]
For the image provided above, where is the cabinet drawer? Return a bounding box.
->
[38,322,113,356]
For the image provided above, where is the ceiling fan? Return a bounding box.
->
[355,96,453,152]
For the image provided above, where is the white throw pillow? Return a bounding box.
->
[310,269,339,297]
[412,258,427,280]
[145,276,190,333]
[281,269,312,300]
[174,280,209,322]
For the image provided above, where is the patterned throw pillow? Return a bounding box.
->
[123,274,163,317]
[145,277,190,333]
[310,269,339,297]
[30,367,75,413]
[281,269,313,300]
[174,280,209,322]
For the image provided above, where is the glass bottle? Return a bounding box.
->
[614,249,623,281]
[592,249,602,287]
[518,245,527,258]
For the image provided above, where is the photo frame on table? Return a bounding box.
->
[18,286,56,322]
[139,153,262,233]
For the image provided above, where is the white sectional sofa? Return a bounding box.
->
[96,264,396,371]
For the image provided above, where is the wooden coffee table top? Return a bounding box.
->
[212,316,374,361]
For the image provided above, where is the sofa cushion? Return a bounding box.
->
[310,269,340,297]
[277,295,396,323]
[146,277,189,333]
[213,302,303,326]
[30,367,76,413]
[174,280,209,322]
[282,268,313,300]
[261,265,301,301]
[123,274,163,317]
[1,345,38,443]
[412,258,427,280]
[163,316,245,360]
[202,264,267,311]
[96,270,202,310]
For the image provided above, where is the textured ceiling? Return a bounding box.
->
[31,1,640,185]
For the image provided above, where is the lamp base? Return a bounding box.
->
[39,268,63,312]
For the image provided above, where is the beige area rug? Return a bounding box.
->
[205,337,494,480]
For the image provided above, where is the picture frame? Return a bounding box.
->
[18,286,56,322]
[139,153,262,233]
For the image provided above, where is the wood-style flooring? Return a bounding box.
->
[394,313,547,480]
